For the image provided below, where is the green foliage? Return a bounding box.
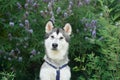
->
[0,71,15,80]
[0,0,120,80]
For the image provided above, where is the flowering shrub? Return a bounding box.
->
[0,0,120,80]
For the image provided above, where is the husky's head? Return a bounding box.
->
[44,21,72,60]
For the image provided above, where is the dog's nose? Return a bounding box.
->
[52,43,58,49]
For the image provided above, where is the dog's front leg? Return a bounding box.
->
[60,66,71,80]
[40,68,50,80]
[40,68,51,80]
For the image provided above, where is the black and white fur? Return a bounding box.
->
[39,21,72,80]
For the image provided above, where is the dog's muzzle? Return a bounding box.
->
[52,43,58,50]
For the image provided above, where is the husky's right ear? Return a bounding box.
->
[45,21,54,33]
[63,23,72,35]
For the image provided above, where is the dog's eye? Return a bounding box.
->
[60,37,63,40]
[51,36,54,39]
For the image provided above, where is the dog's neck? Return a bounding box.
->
[44,54,69,67]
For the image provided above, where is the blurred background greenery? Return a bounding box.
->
[0,0,120,80]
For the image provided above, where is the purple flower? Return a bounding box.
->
[50,16,55,23]
[84,0,90,4]
[15,48,20,54]
[25,11,29,16]
[9,22,14,27]
[26,0,34,4]
[85,23,90,28]
[64,12,68,18]
[25,19,29,29]
[56,7,61,14]
[27,29,33,33]
[8,33,12,41]
[68,5,72,10]
[24,3,28,9]
[69,1,73,6]
[25,19,29,24]
[91,20,97,27]
[23,14,27,19]
[51,0,54,5]
[18,57,22,62]
[33,2,39,8]
[33,2,37,6]
[78,1,83,7]
[16,2,22,9]
[48,2,52,11]
[10,50,14,55]
[50,11,54,16]
[30,49,36,55]
[19,23,24,27]
[24,11,29,19]
[92,29,96,38]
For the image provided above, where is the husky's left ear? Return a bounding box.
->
[45,21,54,33]
[63,23,72,35]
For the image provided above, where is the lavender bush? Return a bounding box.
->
[0,0,120,80]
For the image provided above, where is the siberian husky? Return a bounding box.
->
[39,21,72,80]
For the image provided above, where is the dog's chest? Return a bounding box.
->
[41,62,71,80]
